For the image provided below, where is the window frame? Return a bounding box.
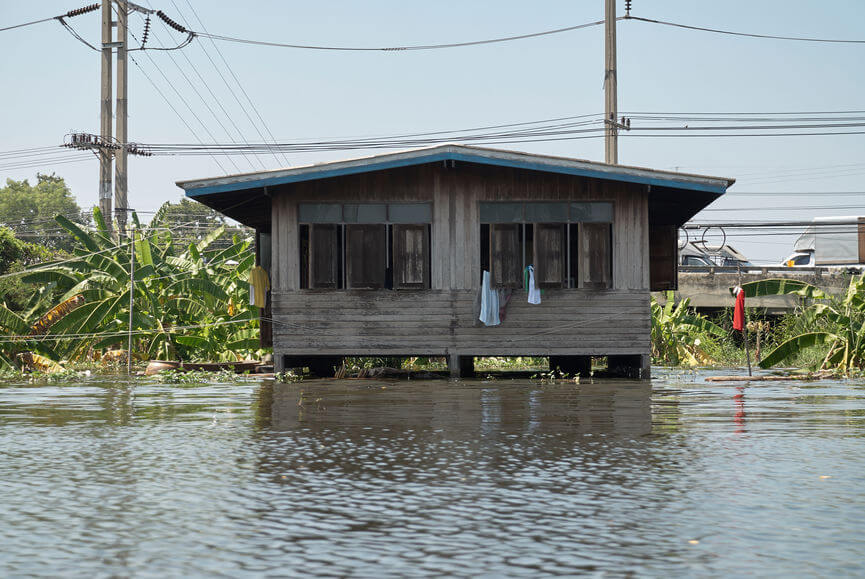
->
[298,202,432,291]
[479,201,614,290]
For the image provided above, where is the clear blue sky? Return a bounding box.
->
[1,0,864,263]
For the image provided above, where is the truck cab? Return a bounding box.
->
[783,251,814,267]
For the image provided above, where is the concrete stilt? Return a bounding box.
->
[448,354,474,378]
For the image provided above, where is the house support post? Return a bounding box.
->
[448,354,474,378]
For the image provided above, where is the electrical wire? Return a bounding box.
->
[193,18,605,52]
[176,0,290,167]
[0,15,58,33]
[127,52,229,173]
[136,9,263,171]
[129,11,243,173]
[625,15,865,45]
[0,319,255,343]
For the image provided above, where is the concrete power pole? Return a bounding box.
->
[604,0,618,164]
[100,0,114,230]
[115,0,129,233]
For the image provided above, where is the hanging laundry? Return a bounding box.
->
[526,265,541,305]
[249,265,270,308]
[732,285,745,331]
[479,270,500,326]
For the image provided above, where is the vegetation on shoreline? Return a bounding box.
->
[0,205,262,371]
[1,182,862,375]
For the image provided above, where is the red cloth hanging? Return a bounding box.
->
[733,289,745,331]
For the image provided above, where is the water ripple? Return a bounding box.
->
[0,373,864,576]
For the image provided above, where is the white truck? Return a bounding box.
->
[783,216,865,268]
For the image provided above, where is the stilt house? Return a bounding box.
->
[177,144,734,377]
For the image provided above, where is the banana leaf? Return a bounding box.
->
[734,278,829,299]
[759,332,838,368]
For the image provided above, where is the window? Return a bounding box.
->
[299,203,431,290]
[480,201,613,289]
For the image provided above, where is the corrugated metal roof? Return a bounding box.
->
[176,143,735,197]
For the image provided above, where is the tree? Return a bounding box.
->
[0,226,55,313]
[0,174,87,251]
[151,198,254,251]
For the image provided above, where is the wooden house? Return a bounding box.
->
[177,144,734,378]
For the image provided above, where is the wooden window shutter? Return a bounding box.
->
[393,224,429,289]
[309,224,339,288]
[649,224,678,291]
[533,223,566,289]
[346,224,386,289]
[580,223,612,289]
[490,223,522,288]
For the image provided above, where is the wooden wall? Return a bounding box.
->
[269,162,651,358]
[272,289,649,356]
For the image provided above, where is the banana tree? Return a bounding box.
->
[651,292,726,366]
[6,206,261,365]
[739,275,865,371]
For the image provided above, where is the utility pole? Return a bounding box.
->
[100,0,114,230]
[115,0,129,234]
[604,0,618,164]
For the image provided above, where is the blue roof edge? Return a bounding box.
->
[183,150,730,198]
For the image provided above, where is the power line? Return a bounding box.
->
[150,5,266,171]
[177,0,290,167]
[0,4,99,33]
[127,52,229,173]
[193,18,606,52]
[625,15,865,44]
[130,10,244,173]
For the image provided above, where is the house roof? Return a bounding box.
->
[177,143,735,197]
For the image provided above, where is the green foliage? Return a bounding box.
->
[651,291,727,366]
[274,370,303,383]
[747,274,865,372]
[0,174,88,251]
[152,369,244,384]
[0,203,265,369]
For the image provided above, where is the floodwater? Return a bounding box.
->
[1,371,864,577]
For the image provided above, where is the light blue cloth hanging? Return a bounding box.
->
[527,265,541,305]
[479,270,500,326]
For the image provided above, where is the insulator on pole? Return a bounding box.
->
[65,3,100,18]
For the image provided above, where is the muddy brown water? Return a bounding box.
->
[1,370,864,576]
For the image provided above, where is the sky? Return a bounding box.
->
[1,0,864,264]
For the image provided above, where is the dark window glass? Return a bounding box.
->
[344,204,387,223]
[479,202,524,223]
[570,202,613,223]
[299,203,342,223]
[525,203,568,223]
[388,203,432,223]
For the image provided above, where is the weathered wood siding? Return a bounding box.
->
[272,289,649,356]
[269,163,650,357]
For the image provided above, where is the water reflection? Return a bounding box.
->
[260,380,653,436]
[1,375,865,576]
